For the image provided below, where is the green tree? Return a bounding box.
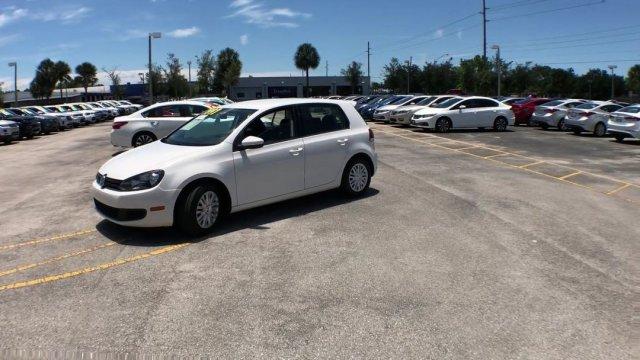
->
[164,53,188,98]
[420,60,457,94]
[149,64,166,97]
[341,61,363,94]
[196,49,216,95]
[103,67,123,99]
[54,61,72,100]
[32,59,58,100]
[457,56,493,95]
[75,62,98,95]
[382,57,405,93]
[214,48,242,97]
[294,43,320,97]
[626,64,640,95]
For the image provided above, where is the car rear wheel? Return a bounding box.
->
[132,132,157,147]
[572,129,581,135]
[493,117,508,132]
[593,123,606,137]
[341,158,372,197]
[557,119,567,131]
[176,185,223,236]
[435,118,452,133]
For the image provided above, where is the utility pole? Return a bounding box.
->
[187,60,192,98]
[482,0,487,60]
[325,60,328,77]
[492,45,501,97]
[407,56,412,94]
[148,32,161,104]
[367,41,371,89]
[608,65,617,99]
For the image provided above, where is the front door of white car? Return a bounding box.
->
[452,100,478,128]
[232,106,305,205]
[296,104,350,189]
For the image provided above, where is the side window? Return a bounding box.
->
[298,104,350,136]
[191,105,209,116]
[143,105,181,117]
[406,97,423,105]
[602,105,621,113]
[240,107,296,145]
[455,100,476,109]
[565,102,582,109]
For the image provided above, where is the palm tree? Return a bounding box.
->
[75,62,98,96]
[54,61,72,100]
[294,43,320,97]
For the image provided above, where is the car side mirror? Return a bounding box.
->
[458,105,466,110]
[240,136,264,150]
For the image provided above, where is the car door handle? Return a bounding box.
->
[337,138,349,146]
[289,147,303,156]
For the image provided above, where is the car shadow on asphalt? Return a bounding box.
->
[96,188,380,247]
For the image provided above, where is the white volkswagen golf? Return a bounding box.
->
[410,96,514,132]
[93,99,377,235]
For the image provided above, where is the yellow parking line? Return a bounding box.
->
[0,229,96,251]
[0,242,116,277]
[484,153,509,159]
[457,146,479,151]
[519,161,544,169]
[0,243,189,291]
[606,183,631,195]
[558,171,581,180]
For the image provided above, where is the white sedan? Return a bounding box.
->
[607,104,640,142]
[564,101,624,137]
[411,96,514,132]
[94,99,377,235]
[110,100,213,147]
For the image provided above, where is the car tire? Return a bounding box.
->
[557,119,567,131]
[572,129,581,135]
[493,117,508,132]
[340,157,372,197]
[614,134,626,142]
[540,123,549,130]
[593,122,606,137]
[132,132,157,147]
[176,185,225,236]
[435,117,452,133]
[3,140,11,145]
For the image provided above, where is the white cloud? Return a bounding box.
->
[226,0,311,28]
[31,6,91,24]
[240,34,249,45]
[167,26,200,38]
[0,7,28,27]
[434,29,444,38]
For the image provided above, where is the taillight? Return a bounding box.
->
[368,128,375,141]
[582,112,594,117]
[112,121,128,130]
[625,116,639,122]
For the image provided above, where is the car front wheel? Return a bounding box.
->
[341,158,372,196]
[493,117,508,132]
[435,118,451,133]
[176,185,224,236]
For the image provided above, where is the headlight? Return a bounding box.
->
[118,170,164,191]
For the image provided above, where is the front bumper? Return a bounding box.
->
[0,132,19,142]
[564,117,590,132]
[531,114,560,127]
[110,129,131,147]
[410,118,433,128]
[607,122,640,139]
[92,181,180,227]
[373,112,391,122]
[390,113,413,125]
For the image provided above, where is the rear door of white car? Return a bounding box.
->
[296,103,351,189]
[476,98,503,126]
[232,106,305,205]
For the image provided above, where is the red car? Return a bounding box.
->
[511,98,550,125]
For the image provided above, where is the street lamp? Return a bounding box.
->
[8,62,17,106]
[608,65,617,100]
[491,45,501,98]
[148,32,161,104]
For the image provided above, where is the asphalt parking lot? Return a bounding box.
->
[0,123,638,358]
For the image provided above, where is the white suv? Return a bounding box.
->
[110,100,213,147]
[93,99,377,235]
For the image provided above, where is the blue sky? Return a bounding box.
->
[1,0,639,91]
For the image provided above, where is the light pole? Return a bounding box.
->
[148,32,161,104]
[187,60,192,98]
[608,65,617,99]
[491,45,501,98]
[8,62,17,106]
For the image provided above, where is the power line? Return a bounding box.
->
[490,0,606,21]
[504,37,640,52]
[490,0,553,11]
[497,24,640,46]
[503,30,640,49]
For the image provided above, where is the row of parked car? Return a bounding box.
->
[0,100,143,144]
[352,94,640,142]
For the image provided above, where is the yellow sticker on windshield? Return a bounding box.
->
[203,106,221,116]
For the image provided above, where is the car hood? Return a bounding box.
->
[98,140,218,180]
[0,120,17,126]
[377,105,399,111]
[395,105,425,112]
[414,107,448,116]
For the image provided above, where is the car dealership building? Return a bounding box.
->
[229,76,371,100]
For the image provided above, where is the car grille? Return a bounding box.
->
[94,199,146,221]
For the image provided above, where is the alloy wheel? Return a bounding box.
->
[195,191,219,229]
[134,134,155,147]
[594,123,606,137]
[348,163,369,192]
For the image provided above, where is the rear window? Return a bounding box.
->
[617,106,640,114]
[576,103,599,110]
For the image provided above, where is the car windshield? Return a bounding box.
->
[617,106,640,114]
[390,96,412,105]
[541,100,564,107]
[163,108,256,146]
[576,103,599,110]
[0,109,15,116]
[416,97,436,105]
[60,106,72,111]
[433,97,463,108]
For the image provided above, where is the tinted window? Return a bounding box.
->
[404,97,427,105]
[433,97,463,108]
[477,99,500,107]
[455,99,480,109]
[601,105,622,113]
[541,100,564,107]
[163,108,256,146]
[144,105,183,117]
[564,102,583,108]
[298,104,350,136]
[416,96,436,105]
[241,107,296,145]
[576,103,599,109]
[617,106,640,114]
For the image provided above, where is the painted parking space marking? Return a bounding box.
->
[373,124,640,205]
[0,229,96,252]
[0,243,189,291]
[0,242,116,277]
[460,147,506,158]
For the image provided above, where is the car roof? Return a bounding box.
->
[223,98,356,111]
[148,100,210,107]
